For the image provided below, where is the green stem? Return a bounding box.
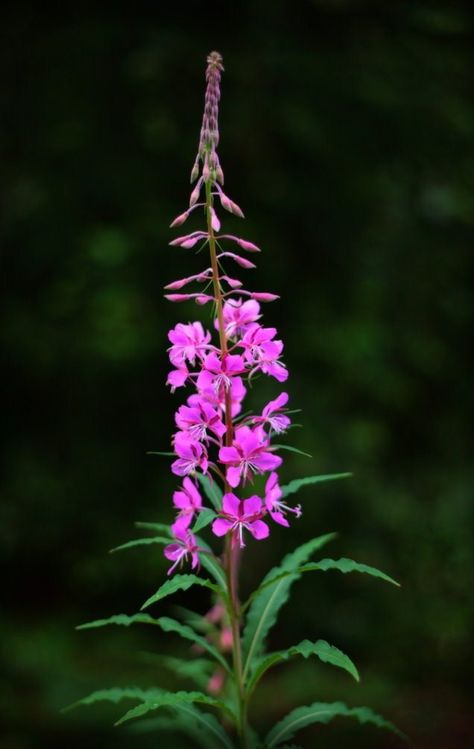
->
[205,178,248,748]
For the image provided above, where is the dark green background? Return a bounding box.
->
[2,1,473,747]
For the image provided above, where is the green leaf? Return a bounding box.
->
[157,617,231,673]
[272,444,312,458]
[110,536,171,553]
[280,473,352,499]
[241,533,336,680]
[130,704,235,749]
[265,558,400,588]
[139,653,214,689]
[76,613,158,630]
[114,689,235,726]
[192,508,217,533]
[76,613,230,674]
[141,574,223,610]
[147,450,175,456]
[64,687,159,712]
[265,701,405,746]
[195,473,223,511]
[246,639,359,696]
[134,521,171,534]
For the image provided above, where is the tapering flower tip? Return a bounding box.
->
[190,160,200,183]
[169,233,207,249]
[229,200,245,218]
[189,183,201,207]
[236,238,261,253]
[195,294,214,305]
[251,292,280,302]
[165,293,199,302]
[210,208,221,232]
[207,50,224,72]
[170,210,190,228]
[216,163,224,184]
[220,275,243,289]
[217,252,256,269]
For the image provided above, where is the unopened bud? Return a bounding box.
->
[190,161,200,183]
[236,238,261,252]
[229,200,245,218]
[189,184,201,207]
[195,294,214,305]
[251,292,280,302]
[211,208,221,232]
[169,210,189,228]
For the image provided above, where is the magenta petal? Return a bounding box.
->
[171,515,193,535]
[212,518,233,537]
[219,446,240,464]
[243,495,263,518]
[222,492,241,517]
[172,490,190,511]
[254,452,282,472]
[226,466,241,488]
[248,519,270,540]
[183,477,202,508]
[270,510,290,528]
[163,543,181,561]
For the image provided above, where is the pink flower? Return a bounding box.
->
[166,364,189,391]
[212,493,269,547]
[171,432,208,476]
[175,397,226,441]
[168,322,212,367]
[220,298,261,338]
[218,426,282,487]
[264,472,302,527]
[171,477,203,534]
[164,527,201,575]
[240,323,288,382]
[193,376,247,417]
[196,352,246,394]
[254,392,291,434]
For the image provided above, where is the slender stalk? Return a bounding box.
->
[205,178,248,748]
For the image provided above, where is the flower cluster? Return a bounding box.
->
[163,51,301,574]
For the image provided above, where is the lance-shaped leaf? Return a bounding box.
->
[272,444,312,458]
[257,558,400,591]
[128,704,235,749]
[246,639,359,696]
[266,701,405,746]
[114,689,236,726]
[158,617,231,673]
[64,686,161,712]
[76,613,158,630]
[110,536,171,553]
[141,573,223,610]
[241,533,337,680]
[76,613,231,673]
[196,473,223,511]
[192,508,217,533]
[280,473,352,499]
[139,652,214,689]
[134,521,172,534]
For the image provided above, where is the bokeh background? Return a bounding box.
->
[2,1,473,747]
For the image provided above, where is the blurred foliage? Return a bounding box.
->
[1,1,473,747]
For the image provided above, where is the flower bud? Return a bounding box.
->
[251,292,280,302]
[236,238,261,252]
[229,200,245,218]
[211,208,221,232]
[189,184,201,207]
[169,210,189,228]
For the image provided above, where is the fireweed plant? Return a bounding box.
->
[70,52,404,748]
